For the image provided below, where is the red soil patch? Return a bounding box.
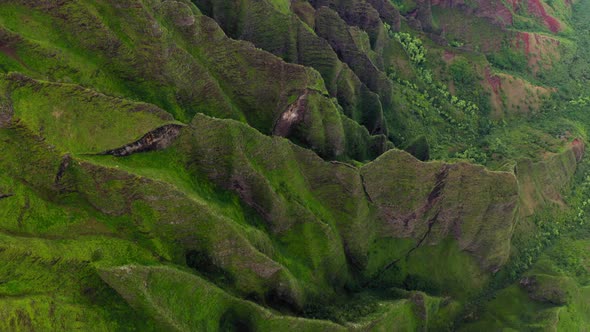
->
[485,67,501,94]
[442,50,455,63]
[519,32,531,54]
[476,0,514,26]
[544,15,561,33]
[508,0,521,10]
[571,138,585,162]
[493,4,514,26]
[431,0,513,26]
[483,71,551,118]
[514,31,561,74]
[527,0,561,33]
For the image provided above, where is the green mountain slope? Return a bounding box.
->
[1,0,590,330]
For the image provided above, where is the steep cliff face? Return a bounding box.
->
[1,0,590,330]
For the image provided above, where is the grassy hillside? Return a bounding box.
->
[1,0,590,330]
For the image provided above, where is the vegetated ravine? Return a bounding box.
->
[1,0,590,330]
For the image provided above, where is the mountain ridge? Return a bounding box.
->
[1,0,590,330]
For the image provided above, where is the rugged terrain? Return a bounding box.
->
[1,0,590,330]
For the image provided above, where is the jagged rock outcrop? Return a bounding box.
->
[100,124,184,157]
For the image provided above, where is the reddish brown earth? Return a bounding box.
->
[483,68,551,117]
[432,0,514,27]
[442,50,456,63]
[572,138,585,162]
[526,0,561,32]
[514,31,561,73]
[519,32,531,54]
[432,0,562,32]
[485,67,502,95]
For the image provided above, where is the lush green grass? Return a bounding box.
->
[6,75,180,154]
[1,0,590,330]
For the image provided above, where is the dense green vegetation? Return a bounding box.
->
[1,0,590,330]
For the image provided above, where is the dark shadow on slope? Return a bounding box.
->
[219,308,254,332]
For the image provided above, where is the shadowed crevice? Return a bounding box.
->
[0,193,14,199]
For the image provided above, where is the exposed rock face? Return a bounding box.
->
[54,153,72,188]
[514,31,561,74]
[524,0,561,32]
[273,91,309,137]
[100,124,184,157]
[0,96,12,128]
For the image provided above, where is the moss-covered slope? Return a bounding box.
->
[1,0,590,330]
